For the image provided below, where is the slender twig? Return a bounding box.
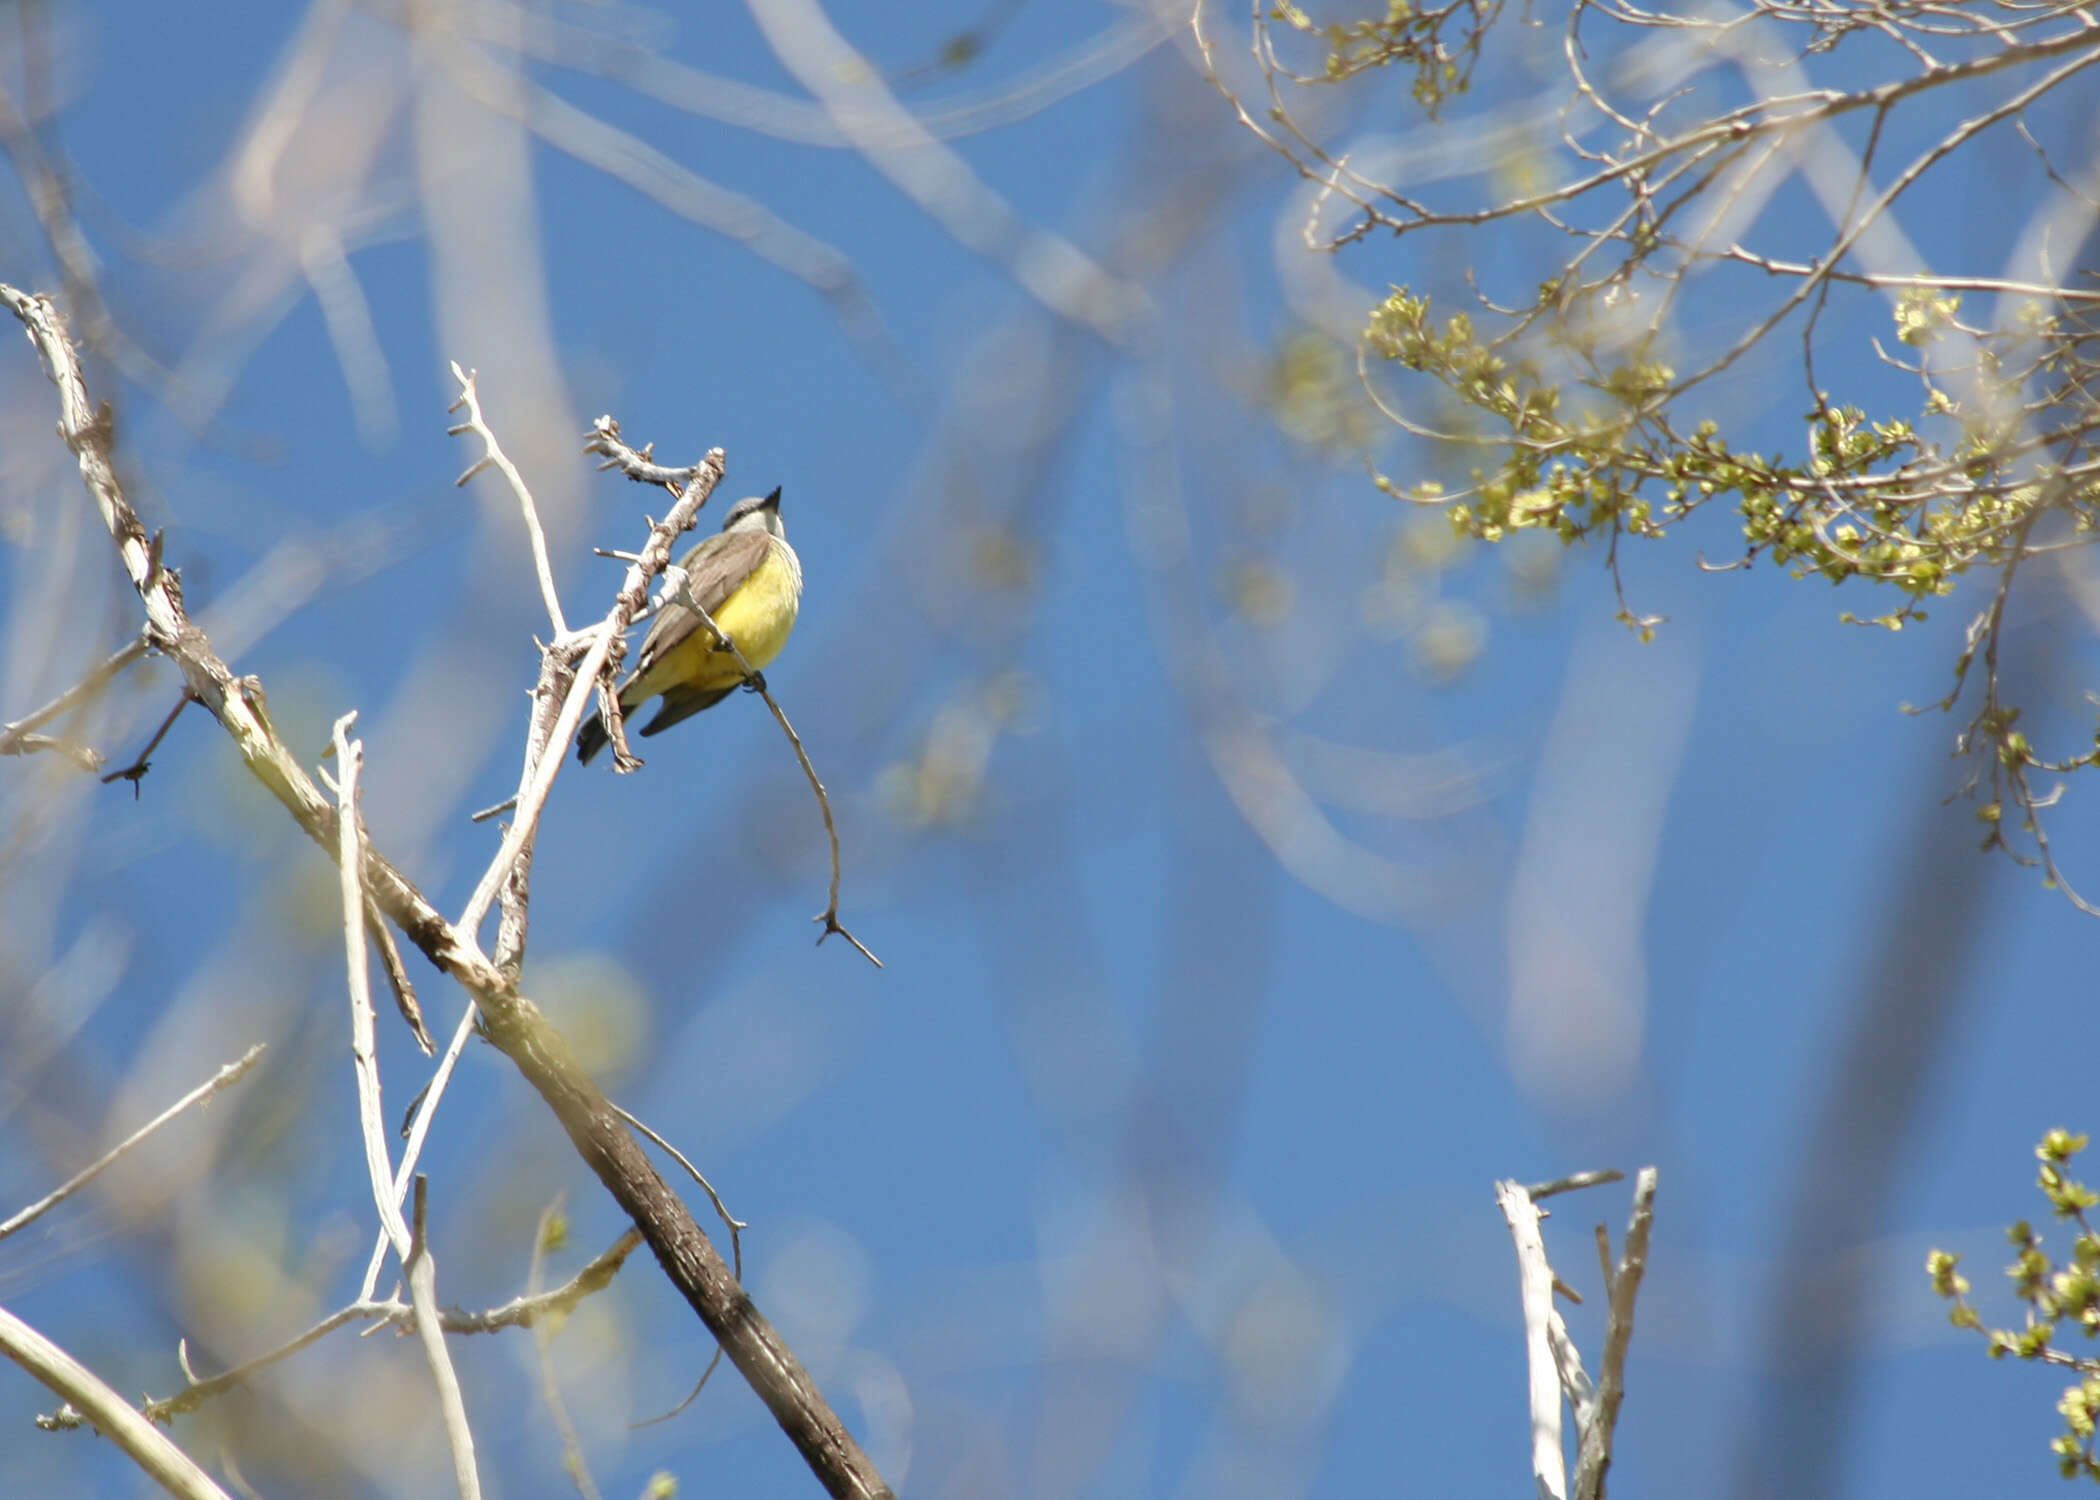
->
[2,1305,231,1500]
[99,690,194,795]
[614,1111,734,1430]
[1529,1168,1626,1201]
[654,569,882,967]
[610,1103,745,1279]
[449,362,567,637]
[0,1044,266,1243]
[442,1228,647,1335]
[470,795,519,823]
[358,1003,478,1303]
[754,683,882,967]
[444,357,563,966]
[528,1200,603,1500]
[0,631,149,766]
[329,714,482,1500]
[477,381,601,977]
[142,1302,387,1422]
[584,417,714,490]
[0,732,102,770]
[1571,1167,1657,1500]
[138,1228,645,1424]
[631,1344,726,1429]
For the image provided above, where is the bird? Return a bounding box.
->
[577,486,802,765]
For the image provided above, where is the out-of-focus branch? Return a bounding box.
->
[746,0,1146,344]
[0,68,179,402]
[3,1305,230,1500]
[0,1044,265,1244]
[492,2,1168,150]
[1,287,894,1500]
[0,632,149,770]
[443,41,917,394]
[526,1201,603,1500]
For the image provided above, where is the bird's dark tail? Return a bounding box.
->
[577,713,610,765]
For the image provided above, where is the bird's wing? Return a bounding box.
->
[627,530,773,683]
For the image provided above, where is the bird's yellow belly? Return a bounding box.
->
[631,542,802,699]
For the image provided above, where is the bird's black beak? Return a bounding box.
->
[762,486,783,510]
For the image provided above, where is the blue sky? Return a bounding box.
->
[3,2,2098,1498]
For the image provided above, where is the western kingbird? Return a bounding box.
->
[577,487,801,764]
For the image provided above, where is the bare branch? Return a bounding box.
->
[329,714,482,1500]
[1498,1168,1659,1500]
[495,3,1167,150]
[442,1228,647,1336]
[0,632,149,768]
[1496,1178,1570,1500]
[1528,1168,1627,1201]
[747,0,1146,344]
[450,362,567,637]
[358,1004,479,1304]
[527,1201,603,1500]
[1572,1167,1658,1500]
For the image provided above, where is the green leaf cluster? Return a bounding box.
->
[1930,1131,2100,1481]
[1269,0,1497,116]
[1362,284,2096,637]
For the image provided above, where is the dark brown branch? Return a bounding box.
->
[99,690,193,795]
[367,897,433,1053]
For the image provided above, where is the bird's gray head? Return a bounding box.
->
[720,487,785,540]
